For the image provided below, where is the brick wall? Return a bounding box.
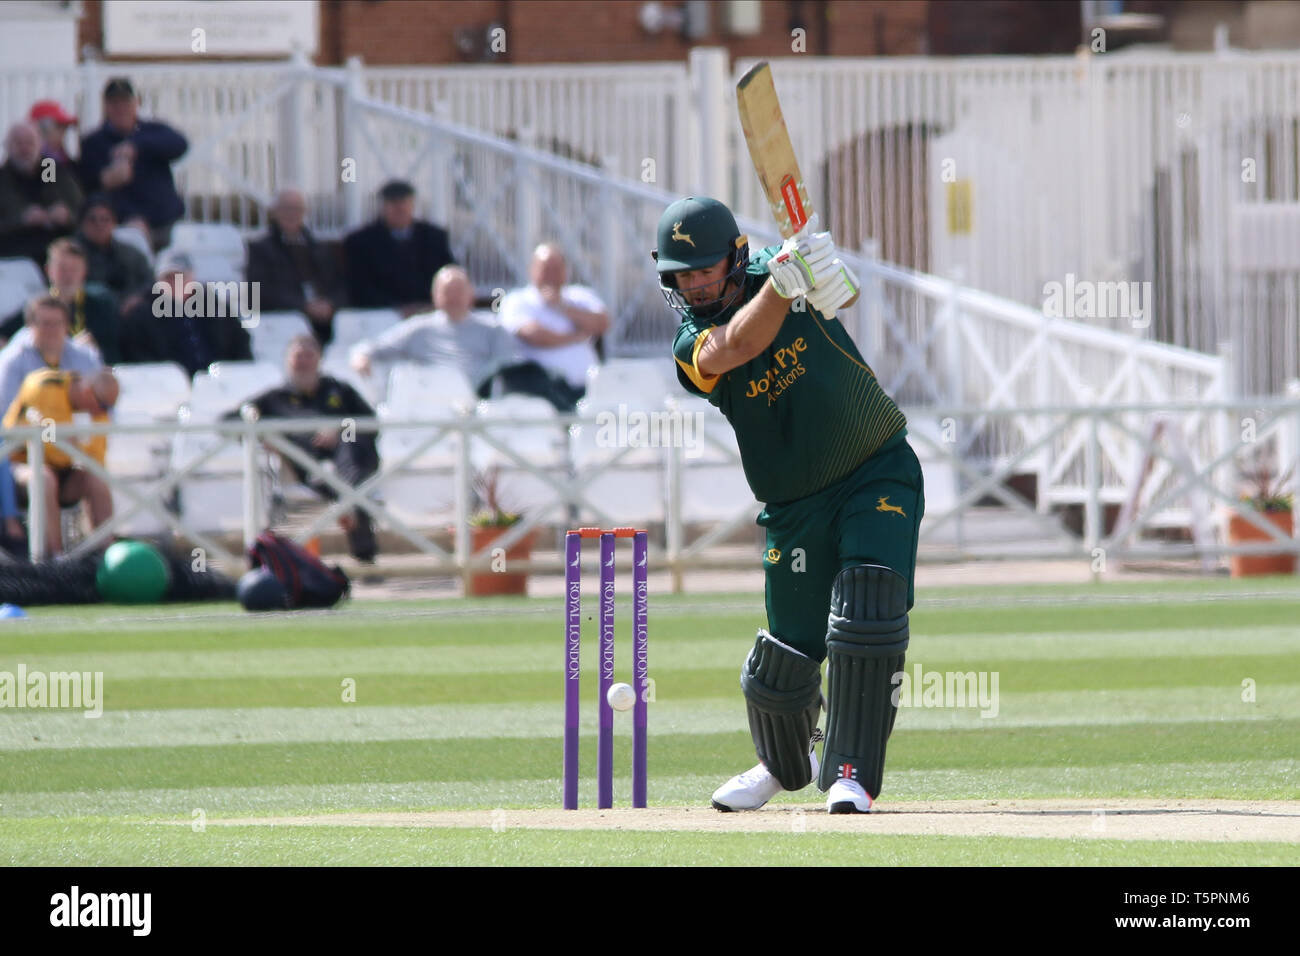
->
[78,0,937,64]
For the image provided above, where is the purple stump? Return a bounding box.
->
[597,532,616,809]
[563,531,582,809]
[632,530,649,808]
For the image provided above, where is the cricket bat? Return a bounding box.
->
[735,61,814,240]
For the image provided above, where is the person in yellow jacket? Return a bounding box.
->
[3,366,118,556]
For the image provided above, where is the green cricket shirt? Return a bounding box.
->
[672,246,907,504]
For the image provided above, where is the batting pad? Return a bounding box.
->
[819,564,910,796]
[740,629,823,792]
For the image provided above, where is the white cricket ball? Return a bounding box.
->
[606,682,636,712]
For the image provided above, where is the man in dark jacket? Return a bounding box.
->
[118,252,253,376]
[76,194,154,313]
[0,121,82,264]
[342,180,454,316]
[226,334,380,562]
[79,78,187,251]
[246,188,343,344]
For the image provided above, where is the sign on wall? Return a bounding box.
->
[104,0,319,56]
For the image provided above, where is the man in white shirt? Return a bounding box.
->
[497,244,610,409]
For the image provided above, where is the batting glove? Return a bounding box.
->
[805,258,860,318]
[767,231,834,299]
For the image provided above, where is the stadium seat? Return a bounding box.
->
[112,362,190,419]
[112,225,154,266]
[374,367,472,527]
[202,361,282,414]
[386,362,478,411]
[569,394,669,525]
[168,223,245,261]
[247,311,314,365]
[472,394,568,517]
[668,395,758,522]
[0,257,47,319]
[187,253,244,283]
[582,358,674,412]
[332,309,402,351]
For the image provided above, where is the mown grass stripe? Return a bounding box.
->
[4,627,1298,681]
[3,684,1298,752]
[1,719,1295,793]
[6,652,1289,711]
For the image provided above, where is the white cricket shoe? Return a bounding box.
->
[711,750,819,812]
[826,777,873,814]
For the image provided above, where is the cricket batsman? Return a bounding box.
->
[653,196,924,813]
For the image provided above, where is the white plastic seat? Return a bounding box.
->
[200,361,281,416]
[582,358,674,411]
[0,258,47,320]
[113,225,154,265]
[0,257,46,295]
[186,252,243,283]
[332,309,402,350]
[471,394,567,515]
[246,312,313,365]
[112,362,190,419]
[386,362,478,413]
[168,223,245,260]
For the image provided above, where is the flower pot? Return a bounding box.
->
[1227,509,1295,577]
[468,526,534,596]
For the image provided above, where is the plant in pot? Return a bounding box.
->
[467,466,535,596]
[1226,459,1295,578]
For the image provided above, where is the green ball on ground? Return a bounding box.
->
[95,540,171,604]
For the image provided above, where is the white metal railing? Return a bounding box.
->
[4,397,1296,585]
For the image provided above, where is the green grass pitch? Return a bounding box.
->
[1,577,1297,865]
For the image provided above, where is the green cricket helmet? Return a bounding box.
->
[652,196,749,317]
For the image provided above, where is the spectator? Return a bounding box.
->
[228,335,379,562]
[0,121,82,264]
[3,366,118,558]
[350,265,578,410]
[29,100,78,172]
[0,297,102,414]
[246,188,343,344]
[79,78,187,251]
[0,239,120,363]
[343,180,454,315]
[498,243,610,410]
[118,251,253,376]
[76,195,154,313]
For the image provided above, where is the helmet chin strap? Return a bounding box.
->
[661,242,750,319]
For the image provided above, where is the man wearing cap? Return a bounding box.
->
[79,78,188,251]
[117,250,252,375]
[29,100,78,173]
[0,121,83,264]
[342,180,455,316]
